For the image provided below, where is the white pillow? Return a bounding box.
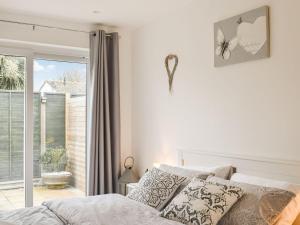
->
[160,177,244,225]
[158,164,212,179]
[230,173,300,193]
[127,167,186,210]
[231,173,300,225]
[184,165,233,179]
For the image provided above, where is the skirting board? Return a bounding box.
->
[177,149,300,184]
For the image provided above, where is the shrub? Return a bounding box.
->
[40,147,68,172]
[0,55,24,90]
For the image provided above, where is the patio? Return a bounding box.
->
[0,186,85,210]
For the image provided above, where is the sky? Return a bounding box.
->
[34,59,87,92]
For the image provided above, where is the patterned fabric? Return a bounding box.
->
[127,167,186,210]
[207,177,296,225]
[2,194,184,225]
[160,178,244,225]
[159,164,212,201]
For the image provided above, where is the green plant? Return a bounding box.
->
[0,55,25,90]
[40,147,68,172]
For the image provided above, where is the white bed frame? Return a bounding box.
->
[177,149,300,184]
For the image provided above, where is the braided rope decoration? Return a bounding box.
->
[164,54,178,93]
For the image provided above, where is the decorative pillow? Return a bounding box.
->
[207,176,296,225]
[230,173,299,191]
[159,164,212,196]
[160,177,244,225]
[185,165,234,179]
[159,164,212,179]
[127,167,186,210]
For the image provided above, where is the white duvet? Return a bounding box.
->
[0,194,183,225]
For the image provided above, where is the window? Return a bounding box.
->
[0,47,88,210]
[0,54,26,209]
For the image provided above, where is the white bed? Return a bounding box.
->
[1,149,300,225]
[177,149,300,225]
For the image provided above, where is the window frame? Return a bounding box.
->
[0,43,89,207]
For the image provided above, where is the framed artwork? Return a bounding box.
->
[214,6,270,67]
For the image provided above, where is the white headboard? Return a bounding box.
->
[177,149,300,184]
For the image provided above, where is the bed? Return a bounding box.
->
[0,194,183,225]
[1,149,300,225]
[177,149,300,225]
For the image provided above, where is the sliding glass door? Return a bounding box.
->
[33,59,86,206]
[0,53,27,210]
[0,47,87,210]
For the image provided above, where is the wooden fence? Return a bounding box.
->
[0,91,65,182]
[66,95,86,192]
[0,91,85,192]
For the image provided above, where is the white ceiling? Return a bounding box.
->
[0,0,194,29]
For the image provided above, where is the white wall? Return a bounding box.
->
[132,0,300,175]
[0,13,133,170]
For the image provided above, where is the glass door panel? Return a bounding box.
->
[33,59,86,205]
[0,50,87,209]
[0,54,26,210]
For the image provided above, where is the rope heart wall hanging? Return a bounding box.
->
[164,54,178,93]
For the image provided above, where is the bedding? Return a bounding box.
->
[207,176,296,225]
[127,167,186,210]
[231,173,300,225]
[230,173,297,190]
[0,194,183,225]
[159,164,212,196]
[160,177,244,225]
[0,222,15,225]
[1,171,297,225]
[0,205,64,225]
[183,165,233,179]
[158,164,212,179]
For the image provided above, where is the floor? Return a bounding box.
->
[0,186,85,210]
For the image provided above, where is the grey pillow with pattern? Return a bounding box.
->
[127,167,186,210]
[160,177,244,225]
[207,177,296,225]
[159,164,212,198]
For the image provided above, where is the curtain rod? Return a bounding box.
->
[0,19,113,36]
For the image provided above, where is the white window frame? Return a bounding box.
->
[0,44,89,207]
[0,46,34,207]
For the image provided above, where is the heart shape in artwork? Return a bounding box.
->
[165,54,178,92]
[237,16,267,55]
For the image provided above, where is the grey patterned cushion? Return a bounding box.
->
[127,167,186,210]
[159,164,212,199]
[160,178,244,225]
[207,177,296,225]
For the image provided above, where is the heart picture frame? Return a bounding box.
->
[214,6,270,67]
[164,54,178,93]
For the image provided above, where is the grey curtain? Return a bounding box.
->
[88,30,121,195]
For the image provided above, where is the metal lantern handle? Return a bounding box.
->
[124,156,134,169]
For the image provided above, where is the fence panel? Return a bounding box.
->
[33,94,41,178]
[45,94,65,148]
[0,92,10,181]
[66,95,86,192]
[0,92,65,182]
[10,92,24,180]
